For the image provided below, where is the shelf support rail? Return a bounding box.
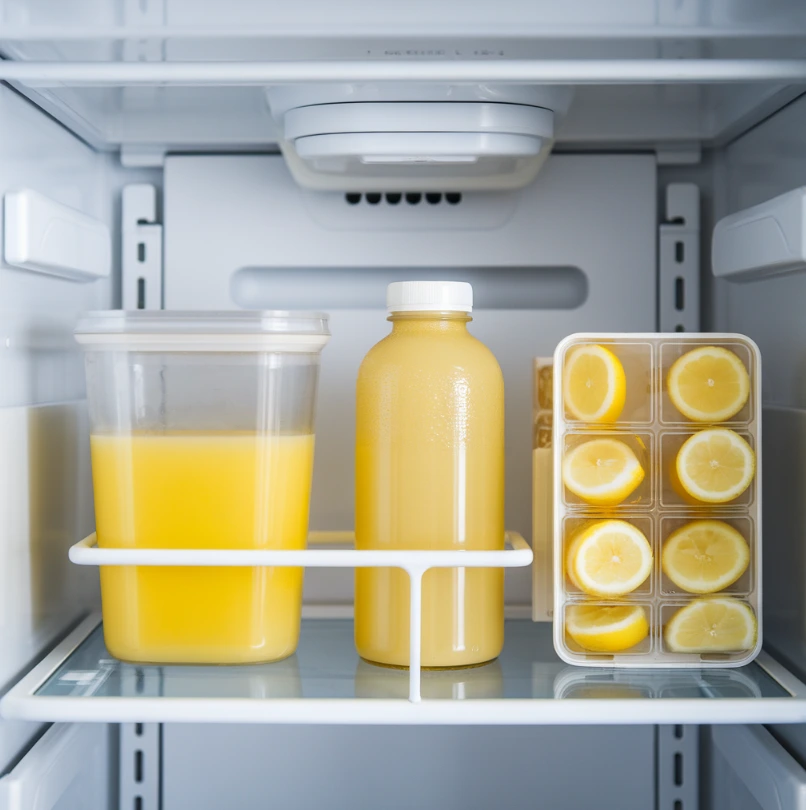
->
[1,60,806,86]
[68,531,533,704]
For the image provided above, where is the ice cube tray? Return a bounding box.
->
[552,333,762,667]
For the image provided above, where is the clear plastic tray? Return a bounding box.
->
[553,333,762,667]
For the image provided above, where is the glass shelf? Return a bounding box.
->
[3,615,805,726]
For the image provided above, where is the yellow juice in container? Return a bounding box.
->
[76,310,330,665]
[355,281,505,668]
[92,432,313,664]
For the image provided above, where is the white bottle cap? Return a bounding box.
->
[387,281,473,313]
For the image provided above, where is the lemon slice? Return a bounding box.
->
[675,428,755,503]
[564,529,587,590]
[570,520,653,597]
[666,459,700,506]
[566,604,649,653]
[562,438,645,505]
[668,346,750,422]
[664,597,757,653]
[563,344,627,422]
[662,520,750,594]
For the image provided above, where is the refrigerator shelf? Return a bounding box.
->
[3,615,806,727]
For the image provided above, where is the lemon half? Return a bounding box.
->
[563,438,645,506]
[675,428,755,504]
[566,604,649,653]
[664,597,757,653]
[668,346,750,422]
[662,520,750,594]
[564,344,627,422]
[569,520,652,597]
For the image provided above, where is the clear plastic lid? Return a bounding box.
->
[75,310,330,352]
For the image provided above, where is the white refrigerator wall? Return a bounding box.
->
[163,152,658,608]
[163,725,655,810]
[153,154,660,809]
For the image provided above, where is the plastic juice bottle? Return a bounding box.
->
[91,431,314,664]
[355,281,505,668]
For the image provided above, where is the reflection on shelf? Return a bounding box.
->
[554,667,764,701]
[355,659,504,701]
[35,620,787,702]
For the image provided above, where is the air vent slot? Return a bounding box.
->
[233,266,587,310]
[343,192,462,206]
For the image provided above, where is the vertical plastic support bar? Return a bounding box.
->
[407,567,425,703]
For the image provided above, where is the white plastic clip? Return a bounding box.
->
[3,189,110,282]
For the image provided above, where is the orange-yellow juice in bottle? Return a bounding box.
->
[91,431,314,664]
[355,281,505,668]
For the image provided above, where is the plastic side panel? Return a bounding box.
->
[0,403,99,770]
[708,726,806,810]
[0,84,112,409]
[163,725,654,810]
[713,92,806,699]
[164,153,658,607]
[0,724,111,810]
[759,407,806,681]
[767,726,806,782]
[712,92,806,409]
[0,82,111,772]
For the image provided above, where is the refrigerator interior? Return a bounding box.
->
[2,2,806,808]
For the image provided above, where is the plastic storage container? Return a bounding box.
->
[354,281,505,668]
[76,310,330,664]
[553,333,761,667]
